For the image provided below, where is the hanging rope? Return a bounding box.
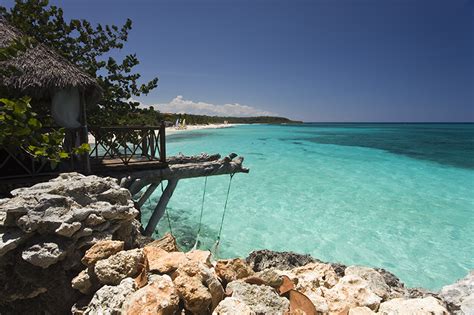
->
[212,173,235,257]
[161,181,174,236]
[192,176,208,250]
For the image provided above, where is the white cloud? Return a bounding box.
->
[140,96,277,117]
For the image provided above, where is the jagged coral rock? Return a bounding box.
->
[21,241,66,268]
[439,271,474,314]
[55,222,82,237]
[225,280,290,314]
[213,297,256,315]
[144,247,187,274]
[246,249,316,271]
[215,258,254,284]
[122,274,180,315]
[345,266,392,300]
[145,232,179,252]
[94,248,144,285]
[81,240,124,267]
[378,296,449,314]
[173,261,224,314]
[84,278,136,314]
[322,275,382,314]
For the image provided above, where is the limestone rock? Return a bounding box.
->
[216,258,254,284]
[348,306,376,314]
[94,249,144,285]
[81,240,124,267]
[0,228,28,256]
[145,232,179,252]
[84,213,106,226]
[174,272,213,314]
[225,280,290,314]
[254,269,284,287]
[84,277,136,314]
[55,222,82,237]
[171,260,224,313]
[246,249,316,272]
[345,265,391,300]
[71,268,98,295]
[21,242,66,268]
[123,274,179,315]
[213,297,255,315]
[439,271,474,314]
[322,275,381,313]
[378,297,449,314]
[144,247,187,274]
[186,249,212,267]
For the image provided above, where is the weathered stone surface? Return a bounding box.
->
[439,270,474,314]
[246,249,316,272]
[378,297,449,314]
[322,275,381,313]
[84,278,136,314]
[254,269,284,287]
[144,246,187,274]
[0,228,28,256]
[81,240,124,267]
[174,272,213,314]
[0,173,143,314]
[216,258,254,284]
[21,242,66,268]
[345,265,391,300]
[122,274,179,315]
[213,297,255,315]
[275,262,339,313]
[348,306,376,314]
[145,232,179,252]
[84,213,106,226]
[55,222,82,237]
[94,248,144,285]
[225,280,290,314]
[72,269,95,295]
[186,249,212,267]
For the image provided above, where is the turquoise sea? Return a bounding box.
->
[140,123,474,290]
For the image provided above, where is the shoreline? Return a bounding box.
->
[166,123,240,135]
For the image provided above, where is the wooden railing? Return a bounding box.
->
[88,122,166,165]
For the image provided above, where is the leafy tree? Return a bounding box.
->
[0,0,159,126]
[0,97,89,166]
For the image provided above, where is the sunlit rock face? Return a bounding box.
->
[0,173,144,314]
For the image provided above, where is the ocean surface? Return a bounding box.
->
[140,123,474,290]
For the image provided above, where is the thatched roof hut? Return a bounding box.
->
[0,17,101,104]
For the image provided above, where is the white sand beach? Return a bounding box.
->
[166,123,239,135]
[87,123,239,143]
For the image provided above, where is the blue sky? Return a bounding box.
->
[5,0,474,121]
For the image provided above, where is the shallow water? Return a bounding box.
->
[140,123,474,290]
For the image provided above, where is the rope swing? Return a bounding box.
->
[211,173,235,258]
[192,176,208,250]
[161,181,174,236]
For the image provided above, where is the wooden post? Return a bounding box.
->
[160,121,166,163]
[137,182,160,208]
[79,91,91,174]
[144,179,178,236]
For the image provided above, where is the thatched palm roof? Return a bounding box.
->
[0,17,101,101]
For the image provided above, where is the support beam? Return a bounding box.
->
[144,179,179,236]
[123,154,249,195]
[137,182,160,208]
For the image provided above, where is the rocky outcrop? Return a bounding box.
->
[224,280,290,314]
[378,296,448,314]
[246,249,316,271]
[0,173,143,314]
[215,258,254,284]
[122,274,180,315]
[439,271,474,314]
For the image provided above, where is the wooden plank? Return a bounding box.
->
[144,179,179,236]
